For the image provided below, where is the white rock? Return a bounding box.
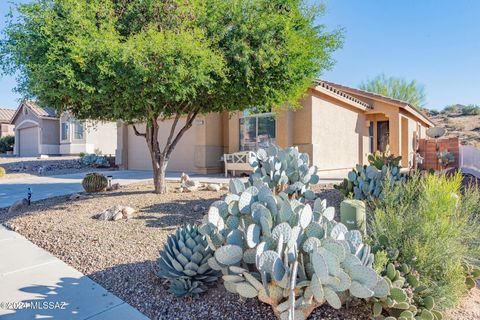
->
[207,183,221,192]
[184,180,200,188]
[122,206,136,219]
[185,186,198,192]
[112,211,123,221]
[8,199,28,214]
[180,172,190,184]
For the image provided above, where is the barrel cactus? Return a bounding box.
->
[248,145,319,200]
[0,166,5,178]
[157,224,220,297]
[82,172,108,193]
[200,146,388,319]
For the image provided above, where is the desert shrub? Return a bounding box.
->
[0,135,14,153]
[0,166,5,178]
[370,172,480,309]
[447,123,464,131]
[460,104,480,116]
[157,224,220,297]
[81,153,110,168]
[200,146,389,319]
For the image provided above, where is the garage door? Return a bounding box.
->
[19,126,39,157]
[127,120,197,172]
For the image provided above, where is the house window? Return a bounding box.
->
[61,122,69,141]
[239,109,276,151]
[73,121,84,140]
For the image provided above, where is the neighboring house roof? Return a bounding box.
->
[10,99,58,124]
[0,108,16,124]
[314,80,372,110]
[318,79,434,127]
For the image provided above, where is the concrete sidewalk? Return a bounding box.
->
[0,225,149,319]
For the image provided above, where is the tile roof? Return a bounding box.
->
[0,108,16,123]
[23,100,57,118]
[314,80,372,109]
[318,79,434,126]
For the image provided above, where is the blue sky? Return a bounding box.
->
[1,0,479,110]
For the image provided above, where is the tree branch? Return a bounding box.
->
[163,113,181,157]
[165,108,201,159]
[132,124,146,137]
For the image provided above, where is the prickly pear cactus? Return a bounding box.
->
[82,172,108,193]
[371,259,444,320]
[200,146,388,319]
[334,163,405,201]
[248,145,319,200]
[157,224,220,297]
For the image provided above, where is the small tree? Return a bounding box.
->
[1,0,342,193]
[359,74,427,110]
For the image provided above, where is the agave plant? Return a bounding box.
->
[200,146,389,319]
[157,224,220,297]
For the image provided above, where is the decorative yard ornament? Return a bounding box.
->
[27,187,32,205]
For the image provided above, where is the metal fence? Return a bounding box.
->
[460,145,480,178]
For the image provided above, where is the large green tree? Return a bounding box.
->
[359,74,427,109]
[1,0,342,193]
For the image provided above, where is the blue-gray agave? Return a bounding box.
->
[158,224,220,297]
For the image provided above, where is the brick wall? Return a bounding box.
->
[417,137,459,171]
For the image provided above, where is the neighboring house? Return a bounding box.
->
[0,108,15,138]
[11,100,117,157]
[116,80,434,173]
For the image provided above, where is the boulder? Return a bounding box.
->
[69,193,82,200]
[180,172,190,185]
[8,199,29,214]
[207,183,221,192]
[122,206,136,219]
[97,205,124,221]
[107,183,120,191]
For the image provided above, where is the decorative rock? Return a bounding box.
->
[180,172,190,185]
[207,184,221,192]
[221,184,228,191]
[176,187,184,193]
[122,206,136,219]
[185,180,200,188]
[185,186,199,192]
[8,199,29,214]
[193,204,202,212]
[69,193,82,200]
[107,183,120,191]
[112,211,123,221]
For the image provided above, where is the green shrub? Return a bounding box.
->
[0,135,14,153]
[370,172,480,309]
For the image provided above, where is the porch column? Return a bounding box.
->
[275,109,293,148]
[228,112,240,153]
[388,112,401,157]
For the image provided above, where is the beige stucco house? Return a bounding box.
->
[11,100,117,157]
[0,108,15,138]
[116,80,434,173]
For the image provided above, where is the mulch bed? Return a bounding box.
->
[0,181,477,319]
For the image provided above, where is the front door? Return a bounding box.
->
[377,121,389,152]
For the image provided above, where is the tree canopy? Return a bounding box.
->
[1,0,343,192]
[359,74,427,109]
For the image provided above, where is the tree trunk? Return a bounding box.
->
[133,108,200,194]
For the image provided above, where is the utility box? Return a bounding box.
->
[340,199,366,235]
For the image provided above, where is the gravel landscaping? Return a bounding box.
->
[0,156,98,179]
[0,181,478,319]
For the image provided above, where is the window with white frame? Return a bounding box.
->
[73,120,84,140]
[239,109,276,151]
[61,122,69,141]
